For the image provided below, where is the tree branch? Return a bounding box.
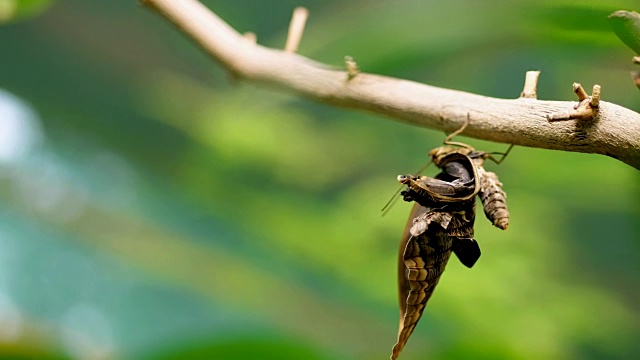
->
[142,0,640,170]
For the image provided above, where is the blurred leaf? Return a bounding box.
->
[0,335,68,360]
[609,10,640,55]
[145,336,327,360]
[0,0,53,23]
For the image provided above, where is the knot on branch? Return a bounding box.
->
[344,56,360,80]
[547,83,601,122]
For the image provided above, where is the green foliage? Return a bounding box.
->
[609,10,640,54]
[0,1,638,359]
[0,0,53,23]
[145,336,327,360]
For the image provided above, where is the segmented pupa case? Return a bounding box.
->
[473,157,509,230]
[430,146,510,230]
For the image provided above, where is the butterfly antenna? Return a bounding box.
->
[414,159,433,176]
[381,185,404,216]
[486,144,514,164]
[443,114,474,150]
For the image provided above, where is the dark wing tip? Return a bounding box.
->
[452,238,481,268]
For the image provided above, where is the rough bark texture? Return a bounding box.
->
[142,0,640,170]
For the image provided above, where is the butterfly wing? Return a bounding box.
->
[392,207,454,360]
[396,203,429,319]
[451,237,481,268]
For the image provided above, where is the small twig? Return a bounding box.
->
[243,32,257,44]
[632,71,640,91]
[344,56,360,80]
[284,7,309,53]
[519,70,540,99]
[547,83,600,122]
[546,109,592,122]
[573,82,588,101]
[590,85,600,108]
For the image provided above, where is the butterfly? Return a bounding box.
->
[391,119,511,359]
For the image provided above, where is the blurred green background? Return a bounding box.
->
[1,0,639,359]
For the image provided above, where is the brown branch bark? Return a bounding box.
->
[142,0,640,170]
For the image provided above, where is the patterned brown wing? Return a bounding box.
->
[396,203,429,320]
[392,202,475,359]
[391,212,453,360]
[397,159,480,270]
